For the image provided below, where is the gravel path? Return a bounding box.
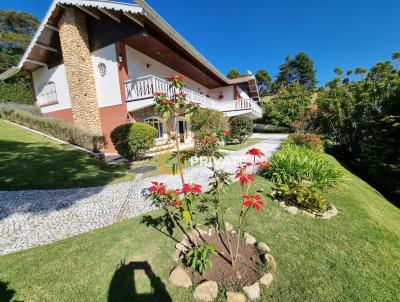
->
[0,134,286,255]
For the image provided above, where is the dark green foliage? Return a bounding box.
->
[287,133,324,151]
[255,69,272,96]
[190,108,229,136]
[111,123,158,161]
[0,106,106,152]
[226,68,241,79]
[275,52,317,90]
[0,10,39,104]
[263,82,312,127]
[227,116,253,143]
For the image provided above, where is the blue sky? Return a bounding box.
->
[1,0,399,85]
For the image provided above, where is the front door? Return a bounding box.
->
[177,120,186,143]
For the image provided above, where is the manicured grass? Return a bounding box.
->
[0,119,133,190]
[220,138,261,151]
[1,155,399,301]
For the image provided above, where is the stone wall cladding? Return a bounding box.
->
[58,8,102,134]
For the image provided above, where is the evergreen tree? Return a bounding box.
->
[226,68,241,79]
[255,68,272,96]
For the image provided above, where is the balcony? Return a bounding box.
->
[124,75,262,118]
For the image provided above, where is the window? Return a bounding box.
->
[144,117,165,139]
[37,81,58,107]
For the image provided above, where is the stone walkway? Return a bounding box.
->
[0,134,286,255]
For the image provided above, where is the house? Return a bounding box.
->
[0,0,262,153]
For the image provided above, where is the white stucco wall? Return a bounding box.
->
[125,45,212,96]
[209,85,234,101]
[91,43,122,108]
[32,64,71,114]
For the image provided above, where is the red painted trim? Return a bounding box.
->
[115,40,129,105]
[43,108,74,124]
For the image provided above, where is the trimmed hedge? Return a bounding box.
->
[286,132,324,151]
[0,105,106,152]
[111,122,158,161]
[226,115,253,143]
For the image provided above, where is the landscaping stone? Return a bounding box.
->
[172,249,184,262]
[300,209,316,218]
[244,232,257,245]
[225,221,234,232]
[226,291,246,302]
[175,242,187,253]
[259,272,273,286]
[262,254,277,272]
[243,282,260,300]
[257,242,271,253]
[286,206,299,215]
[278,201,286,208]
[193,280,218,301]
[169,266,192,287]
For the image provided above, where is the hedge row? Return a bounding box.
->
[0,105,106,152]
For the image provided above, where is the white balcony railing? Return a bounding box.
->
[125,75,262,118]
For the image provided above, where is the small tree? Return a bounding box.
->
[227,116,253,143]
[190,108,229,137]
[226,68,241,79]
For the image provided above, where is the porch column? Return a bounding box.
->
[58,7,102,134]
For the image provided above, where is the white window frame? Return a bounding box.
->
[37,81,58,107]
[144,116,167,140]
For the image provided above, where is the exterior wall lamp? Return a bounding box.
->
[117,55,123,63]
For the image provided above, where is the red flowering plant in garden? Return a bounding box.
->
[145,75,272,274]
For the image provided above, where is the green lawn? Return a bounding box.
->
[220,138,261,151]
[1,155,399,301]
[0,119,133,189]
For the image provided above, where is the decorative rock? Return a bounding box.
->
[175,242,187,253]
[262,254,277,272]
[259,273,273,286]
[257,242,271,253]
[244,232,257,245]
[226,291,246,302]
[169,266,192,287]
[301,179,312,186]
[193,280,218,301]
[243,282,260,300]
[286,206,299,215]
[225,221,234,232]
[278,201,286,208]
[172,249,182,262]
[329,205,338,215]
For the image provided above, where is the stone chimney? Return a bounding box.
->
[58,7,102,134]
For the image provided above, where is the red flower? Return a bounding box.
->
[174,92,187,98]
[246,148,265,158]
[256,160,271,169]
[243,194,265,211]
[153,92,166,97]
[171,200,181,207]
[222,129,231,135]
[235,170,254,184]
[180,183,202,194]
[167,75,184,81]
[149,181,167,195]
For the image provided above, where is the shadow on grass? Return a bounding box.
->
[0,140,130,221]
[108,260,171,302]
[0,280,22,302]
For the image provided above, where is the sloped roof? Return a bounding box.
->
[0,0,249,89]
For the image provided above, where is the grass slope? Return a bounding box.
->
[220,138,261,151]
[0,119,132,189]
[0,156,399,301]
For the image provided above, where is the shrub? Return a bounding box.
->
[0,101,42,116]
[286,132,324,151]
[264,144,341,190]
[111,122,158,161]
[190,108,229,136]
[227,116,253,143]
[0,106,105,152]
[276,183,329,212]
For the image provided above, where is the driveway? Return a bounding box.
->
[0,134,286,255]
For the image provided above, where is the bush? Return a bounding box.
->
[276,182,329,212]
[227,116,253,143]
[0,106,106,152]
[111,123,158,161]
[0,101,42,116]
[190,108,229,136]
[286,132,324,151]
[264,144,341,190]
